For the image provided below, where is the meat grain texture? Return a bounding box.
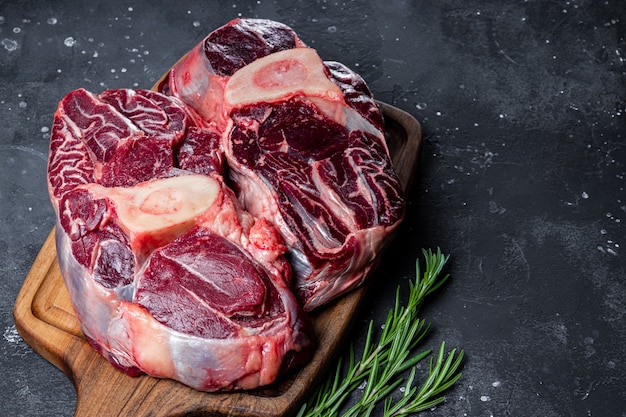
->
[47,18,405,392]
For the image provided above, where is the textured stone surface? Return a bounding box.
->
[0,1,624,416]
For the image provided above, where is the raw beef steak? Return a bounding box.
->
[47,88,312,391]
[162,18,405,311]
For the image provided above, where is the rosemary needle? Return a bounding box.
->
[298,248,464,417]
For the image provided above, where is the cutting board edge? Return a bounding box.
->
[13,228,78,376]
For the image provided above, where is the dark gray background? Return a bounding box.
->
[1,1,624,416]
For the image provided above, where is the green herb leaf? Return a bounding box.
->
[298,248,464,417]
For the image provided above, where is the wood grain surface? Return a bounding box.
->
[13,101,421,417]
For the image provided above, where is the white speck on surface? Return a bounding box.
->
[3,325,22,344]
[327,25,337,33]
[1,38,18,51]
[583,336,596,358]
[64,36,76,47]
[480,395,491,402]
[41,126,49,133]
[18,101,27,108]
[2,325,32,358]
[47,17,57,25]
[193,20,201,27]
[582,191,589,199]
[415,102,427,110]
[489,200,507,215]
[492,380,502,387]
[13,27,21,33]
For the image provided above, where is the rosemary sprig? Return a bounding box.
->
[297,248,464,417]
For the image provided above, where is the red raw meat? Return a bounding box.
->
[162,18,405,311]
[47,88,312,391]
[47,18,405,392]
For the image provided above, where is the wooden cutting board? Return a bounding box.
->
[13,101,421,417]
